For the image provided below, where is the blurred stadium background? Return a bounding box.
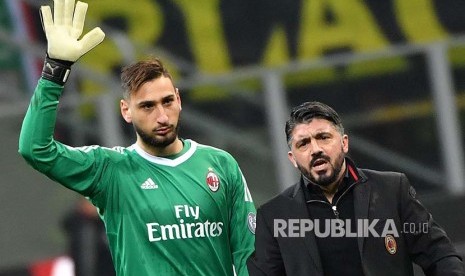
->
[1,0,465,275]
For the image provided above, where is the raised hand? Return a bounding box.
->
[40,0,105,62]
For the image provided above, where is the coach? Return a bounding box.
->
[247,101,464,276]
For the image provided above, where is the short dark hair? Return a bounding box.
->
[121,57,174,99]
[285,101,344,146]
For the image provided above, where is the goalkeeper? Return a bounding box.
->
[18,0,256,275]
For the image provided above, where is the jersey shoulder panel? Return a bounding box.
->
[68,144,131,162]
[194,141,236,163]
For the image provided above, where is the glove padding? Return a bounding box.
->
[40,0,105,62]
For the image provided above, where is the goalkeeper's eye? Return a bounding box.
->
[139,102,154,110]
[162,96,175,107]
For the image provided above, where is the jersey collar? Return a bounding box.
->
[132,139,198,167]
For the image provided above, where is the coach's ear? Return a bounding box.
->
[120,99,132,123]
[287,151,298,168]
[342,134,349,154]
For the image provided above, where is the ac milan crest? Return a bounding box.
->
[385,234,397,255]
[206,168,220,192]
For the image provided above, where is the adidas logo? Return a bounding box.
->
[141,178,158,190]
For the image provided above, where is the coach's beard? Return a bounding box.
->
[299,152,345,187]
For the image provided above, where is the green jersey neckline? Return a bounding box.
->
[131,139,197,167]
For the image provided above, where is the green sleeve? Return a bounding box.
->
[228,158,256,276]
[18,78,108,197]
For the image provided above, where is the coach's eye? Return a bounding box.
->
[296,139,310,149]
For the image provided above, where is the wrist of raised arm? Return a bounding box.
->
[41,56,74,86]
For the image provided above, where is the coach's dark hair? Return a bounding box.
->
[285,101,344,147]
[121,57,174,99]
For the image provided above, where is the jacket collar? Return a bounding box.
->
[287,157,371,263]
[291,157,367,199]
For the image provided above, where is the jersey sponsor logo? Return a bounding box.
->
[146,205,224,242]
[247,212,256,234]
[141,178,158,189]
[206,168,220,192]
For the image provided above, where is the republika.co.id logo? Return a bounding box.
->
[273,219,429,238]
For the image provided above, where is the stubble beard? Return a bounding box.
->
[134,123,180,148]
[299,151,345,187]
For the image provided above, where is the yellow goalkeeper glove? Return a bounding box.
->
[40,0,105,85]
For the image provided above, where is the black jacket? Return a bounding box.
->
[248,168,464,276]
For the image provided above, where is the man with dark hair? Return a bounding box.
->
[18,1,255,275]
[247,101,464,275]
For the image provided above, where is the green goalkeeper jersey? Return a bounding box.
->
[19,79,256,276]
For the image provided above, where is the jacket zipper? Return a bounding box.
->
[306,181,359,219]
